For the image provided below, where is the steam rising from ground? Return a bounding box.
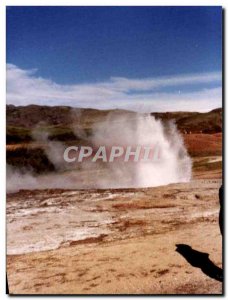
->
[7,112,192,192]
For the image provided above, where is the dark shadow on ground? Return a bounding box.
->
[176,244,223,282]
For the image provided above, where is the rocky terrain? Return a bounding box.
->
[7,178,222,294]
[6,105,222,133]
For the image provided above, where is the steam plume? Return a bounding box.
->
[7,112,192,192]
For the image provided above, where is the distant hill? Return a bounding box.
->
[6,105,222,144]
[6,105,134,144]
[151,108,222,134]
[6,105,133,129]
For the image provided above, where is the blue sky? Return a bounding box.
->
[6,6,222,112]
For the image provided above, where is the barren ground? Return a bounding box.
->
[7,157,223,294]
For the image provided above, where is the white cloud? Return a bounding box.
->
[6,64,222,112]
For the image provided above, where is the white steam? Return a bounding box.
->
[7,113,192,192]
[90,113,191,188]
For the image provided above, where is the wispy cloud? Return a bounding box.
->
[6,64,222,112]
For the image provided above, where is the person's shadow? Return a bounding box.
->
[175,244,223,282]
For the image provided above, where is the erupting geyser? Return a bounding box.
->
[7,112,192,192]
[90,113,192,188]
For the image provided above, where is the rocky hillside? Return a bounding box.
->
[6,105,222,144]
[152,108,222,134]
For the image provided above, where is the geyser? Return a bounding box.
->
[7,112,192,192]
[89,113,192,188]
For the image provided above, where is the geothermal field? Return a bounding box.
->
[6,105,223,294]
